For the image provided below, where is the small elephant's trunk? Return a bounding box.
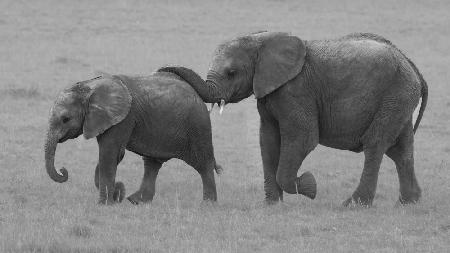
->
[44,130,68,183]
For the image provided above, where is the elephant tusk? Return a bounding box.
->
[219,99,225,115]
[208,103,215,113]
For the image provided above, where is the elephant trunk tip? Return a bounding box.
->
[57,167,69,182]
[48,166,69,183]
[296,171,317,199]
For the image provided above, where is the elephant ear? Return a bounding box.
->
[83,77,131,139]
[252,32,306,98]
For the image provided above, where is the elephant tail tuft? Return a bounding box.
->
[214,163,223,175]
[408,58,428,134]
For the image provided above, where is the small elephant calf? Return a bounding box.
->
[44,67,222,204]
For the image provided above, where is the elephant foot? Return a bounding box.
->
[113,182,125,203]
[200,199,217,207]
[126,191,153,205]
[397,187,421,206]
[295,171,317,199]
[395,195,420,207]
[342,195,373,208]
[342,184,376,207]
[264,198,281,205]
[97,182,125,205]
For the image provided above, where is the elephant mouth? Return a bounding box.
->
[208,99,226,114]
[58,135,69,143]
[227,96,244,103]
[224,91,250,104]
[58,132,73,143]
[58,128,83,143]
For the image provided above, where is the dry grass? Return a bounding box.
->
[1,0,450,252]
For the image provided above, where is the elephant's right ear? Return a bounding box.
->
[83,77,131,139]
[252,32,306,98]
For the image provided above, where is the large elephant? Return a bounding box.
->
[164,32,428,206]
[44,69,222,205]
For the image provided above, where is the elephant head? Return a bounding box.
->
[44,76,131,183]
[179,31,306,110]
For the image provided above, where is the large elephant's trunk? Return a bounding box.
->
[44,130,68,183]
[157,66,222,103]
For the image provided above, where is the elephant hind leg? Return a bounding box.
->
[386,121,421,204]
[344,94,414,207]
[343,146,385,206]
[127,156,162,205]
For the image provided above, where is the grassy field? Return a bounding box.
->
[1,0,450,252]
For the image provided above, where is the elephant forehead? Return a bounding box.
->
[209,55,233,72]
[52,90,81,115]
[55,91,75,105]
[49,104,70,119]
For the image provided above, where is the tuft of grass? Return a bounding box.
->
[68,225,92,239]
[0,87,41,99]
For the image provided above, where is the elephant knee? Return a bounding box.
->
[276,173,294,194]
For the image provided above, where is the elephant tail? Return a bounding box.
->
[408,58,428,134]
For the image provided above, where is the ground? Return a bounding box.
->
[0,0,449,252]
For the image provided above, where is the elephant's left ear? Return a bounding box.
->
[83,77,132,139]
[253,33,306,98]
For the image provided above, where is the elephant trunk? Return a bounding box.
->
[44,130,68,183]
[157,66,223,103]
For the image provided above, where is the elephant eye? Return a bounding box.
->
[62,116,70,124]
[227,69,237,79]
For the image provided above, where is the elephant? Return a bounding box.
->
[163,32,428,206]
[44,68,222,205]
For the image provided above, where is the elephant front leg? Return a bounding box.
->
[260,119,283,203]
[96,144,127,205]
[95,149,126,202]
[276,131,318,199]
[97,163,117,205]
[127,157,162,205]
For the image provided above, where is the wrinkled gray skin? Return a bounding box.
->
[172,32,428,206]
[44,70,222,205]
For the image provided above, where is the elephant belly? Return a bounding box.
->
[126,126,189,160]
[318,98,376,151]
[319,133,364,151]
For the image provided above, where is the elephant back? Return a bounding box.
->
[113,74,206,116]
